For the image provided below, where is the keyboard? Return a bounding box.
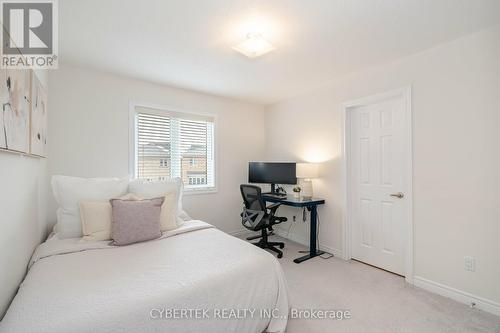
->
[263,193,287,199]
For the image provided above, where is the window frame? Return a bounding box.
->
[129,101,218,195]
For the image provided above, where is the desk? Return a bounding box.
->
[262,194,326,263]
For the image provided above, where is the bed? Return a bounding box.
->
[0,220,289,333]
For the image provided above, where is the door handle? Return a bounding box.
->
[390,192,404,199]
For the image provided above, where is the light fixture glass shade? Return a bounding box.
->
[299,179,313,199]
[296,163,319,179]
[232,33,275,58]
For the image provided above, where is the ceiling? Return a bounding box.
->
[60,0,500,105]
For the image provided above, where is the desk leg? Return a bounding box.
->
[293,205,325,263]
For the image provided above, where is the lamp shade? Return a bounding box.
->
[296,163,319,179]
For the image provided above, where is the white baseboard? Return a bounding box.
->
[413,276,500,317]
[231,230,499,317]
[273,227,343,258]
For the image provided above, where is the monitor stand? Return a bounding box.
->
[263,183,287,197]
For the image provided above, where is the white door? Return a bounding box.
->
[349,95,409,276]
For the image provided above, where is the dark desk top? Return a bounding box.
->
[262,194,325,207]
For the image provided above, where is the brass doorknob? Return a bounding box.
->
[390,192,404,199]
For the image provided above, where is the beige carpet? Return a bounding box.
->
[255,236,500,333]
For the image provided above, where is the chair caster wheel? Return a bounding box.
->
[279,244,284,249]
[277,253,283,258]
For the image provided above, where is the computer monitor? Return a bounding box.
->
[248,162,297,194]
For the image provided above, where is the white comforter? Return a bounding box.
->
[0,221,288,333]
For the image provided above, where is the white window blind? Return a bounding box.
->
[134,106,215,191]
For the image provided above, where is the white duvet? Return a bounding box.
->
[0,221,288,333]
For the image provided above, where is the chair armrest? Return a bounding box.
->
[266,202,281,214]
[266,202,281,209]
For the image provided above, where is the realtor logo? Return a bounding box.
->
[1,0,58,68]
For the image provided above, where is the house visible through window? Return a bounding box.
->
[133,105,215,191]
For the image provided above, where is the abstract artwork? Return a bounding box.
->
[0,68,31,153]
[30,73,48,157]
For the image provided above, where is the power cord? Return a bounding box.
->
[286,214,295,238]
[297,208,333,260]
[317,210,333,259]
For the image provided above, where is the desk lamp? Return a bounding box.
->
[296,163,319,199]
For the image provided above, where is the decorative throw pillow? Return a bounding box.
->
[110,197,164,246]
[80,193,142,241]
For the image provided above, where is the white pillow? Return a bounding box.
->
[178,209,192,222]
[129,177,182,207]
[52,175,129,239]
[128,178,188,227]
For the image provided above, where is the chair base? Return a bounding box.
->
[253,240,285,259]
[246,230,274,241]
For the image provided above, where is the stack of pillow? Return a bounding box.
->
[51,176,190,245]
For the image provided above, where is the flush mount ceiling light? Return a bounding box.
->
[232,33,275,58]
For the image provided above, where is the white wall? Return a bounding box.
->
[0,70,49,319]
[47,64,266,234]
[265,25,500,304]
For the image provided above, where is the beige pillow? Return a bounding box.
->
[80,193,141,241]
[80,192,177,241]
[157,191,178,231]
[80,201,112,241]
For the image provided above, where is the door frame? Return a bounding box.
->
[341,86,414,284]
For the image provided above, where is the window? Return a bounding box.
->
[159,159,168,168]
[133,105,215,191]
[187,171,207,185]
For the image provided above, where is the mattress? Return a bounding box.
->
[0,221,288,333]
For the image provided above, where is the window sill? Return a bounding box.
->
[183,188,218,196]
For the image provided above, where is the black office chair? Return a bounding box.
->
[240,184,286,258]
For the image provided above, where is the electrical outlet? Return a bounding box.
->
[464,256,475,272]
